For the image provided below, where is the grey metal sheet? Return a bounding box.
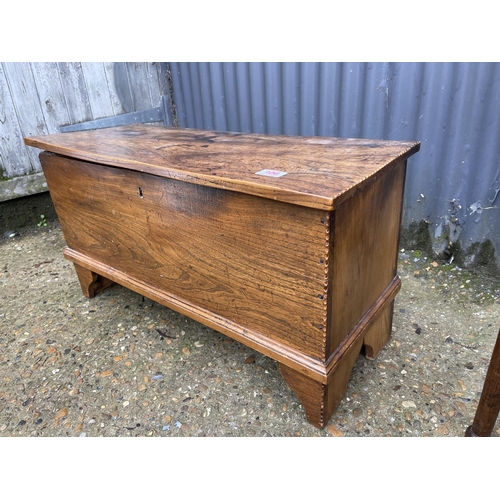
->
[169,62,500,264]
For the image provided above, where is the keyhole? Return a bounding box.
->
[138,187,144,198]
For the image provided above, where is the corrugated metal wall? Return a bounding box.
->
[169,62,500,265]
[0,62,169,201]
[3,62,499,266]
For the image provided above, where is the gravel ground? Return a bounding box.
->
[1,193,500,438]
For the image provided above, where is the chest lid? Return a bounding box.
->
[25,124,420,211]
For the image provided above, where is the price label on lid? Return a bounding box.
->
[255,169,288,178]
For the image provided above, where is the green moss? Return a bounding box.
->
[400,220,433,257]
[443,240,465,266]
[468,240,499,278]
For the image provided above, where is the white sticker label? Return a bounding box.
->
[255,169,288,178]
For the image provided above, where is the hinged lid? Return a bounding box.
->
[25,124,420,211]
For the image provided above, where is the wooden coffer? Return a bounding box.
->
[25,124,420,428]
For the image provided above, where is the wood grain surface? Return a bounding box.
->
[40,152,330,360]
[330,159,407,354]
[26,124,420,210]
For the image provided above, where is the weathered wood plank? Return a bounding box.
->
[157,63,174,126]
[0,172,48,201]
[2,62,47,136]
[126,62,155,110]
[0,63,37,178]
[103,62,126,116]
[112,62,134,113]
[2,62,48,170]
[1,62,168,200]
[30,62,71,132]
[146,63,162,108]
[57,62,93,124]
[81,62,115,120]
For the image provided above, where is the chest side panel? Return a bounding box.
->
[41,153,330,360]
[330,159,406,353]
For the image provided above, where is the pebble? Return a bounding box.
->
[421,384,432,395]
[327,425,344,437]
[402,401,416,409]
[353,408,363,418]
[55,408,68,422]
[437,424,450,435]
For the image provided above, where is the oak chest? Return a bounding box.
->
[25,124,420,428]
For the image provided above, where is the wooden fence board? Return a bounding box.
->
[30,62,71,133]
[0,63,36,178]
[2,62,47,169]
[0,62,167,200]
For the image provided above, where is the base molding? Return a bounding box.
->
[65,247,398,428]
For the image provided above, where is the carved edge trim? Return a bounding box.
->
[320,212,331,360]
